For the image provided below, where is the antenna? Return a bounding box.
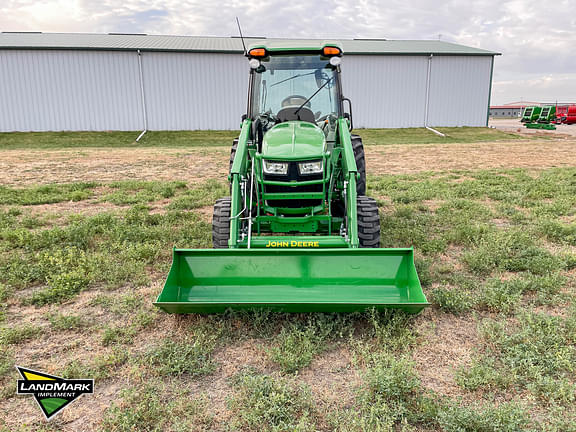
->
[236,17,248,56]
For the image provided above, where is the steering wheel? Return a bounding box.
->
[281,95,310,109]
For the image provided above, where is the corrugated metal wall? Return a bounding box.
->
[427,56,492,127]
[0,49,493,132]
[141,52,247,130]
[0,50,143,131]
[342,56,430,128]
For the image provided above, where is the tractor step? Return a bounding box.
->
[154,248,429,314]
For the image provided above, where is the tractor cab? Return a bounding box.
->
[247,42,347,144]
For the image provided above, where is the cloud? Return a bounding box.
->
[0,0,574,104]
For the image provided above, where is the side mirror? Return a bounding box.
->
[342,98,353,131]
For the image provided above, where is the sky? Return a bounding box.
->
[1,0,575,105]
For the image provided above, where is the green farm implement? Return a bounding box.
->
[154,41,428,314]
[526,105,556,130]
[521,106,542,123]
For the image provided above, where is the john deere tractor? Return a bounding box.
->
[155,41,428,314]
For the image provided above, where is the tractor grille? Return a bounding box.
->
[263,162,323,208]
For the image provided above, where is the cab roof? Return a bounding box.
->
[248,40,343,54]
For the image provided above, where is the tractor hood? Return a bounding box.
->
[261,121,326,160]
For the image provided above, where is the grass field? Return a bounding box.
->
[0,126,522,150]
[1,127,575,431]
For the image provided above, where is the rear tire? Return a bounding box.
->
[357,195,380,248]
[212,197,231,249]
[351,135,366,195]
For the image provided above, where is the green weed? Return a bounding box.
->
[456,357,514,391]
[147,333,217,377]
[229,370,317,432]
[527,375,576,405]
[101,325,138,346]
[0,183,96,205]
[365,309,417,352]
[0,205,211,300]
[431,286,476,314]
[463,230,564,275]
[331,352,438,430]
[483,312,576,378]
[27,247,93,305]
[47,313,90,330]
[477,273,566,313]
[101,382,213,432]
[0,324,43,345]
[264,314,357,373]
[101,309,156,346]
[539,220,576,246]
[100,180,187,205]
[0,349,14,377]
[267,323,326,374]
[0,283,9,322]
[168,179,228,210]
[465,311,576,400]
[544,406,576,432]
[63,349,129,381]
[436,401,530,432]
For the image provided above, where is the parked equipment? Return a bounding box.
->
[154,41,428,314]
[560,105,576,125]
[554,105,569,124]
[521,106,542,123]
[526,105,556,130]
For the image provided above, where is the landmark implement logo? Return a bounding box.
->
[16,366,94,420]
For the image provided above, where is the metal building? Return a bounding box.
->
[0,33,499,132]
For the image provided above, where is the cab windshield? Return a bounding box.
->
[250,55,340,122]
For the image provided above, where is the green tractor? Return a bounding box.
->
[154,41,428,314]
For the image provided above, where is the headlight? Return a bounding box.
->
[298,160,323,175]
[263,160,288,175]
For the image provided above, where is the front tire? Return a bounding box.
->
[351,135,366,195]
[212,197,231,249]
[357,196,380,248]
[229,139,238,173]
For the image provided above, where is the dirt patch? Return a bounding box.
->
[0,147,229,186]
[2,138,576,186]
[196,206,214,223]
[412,309,480,398]
[367,139,576,175]
[25,199,125,216]
[299,346,361,410]
[181,340,271,431]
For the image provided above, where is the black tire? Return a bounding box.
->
[357,195,380,248]
[229,138,239,174]
[351,134,366,195]
[212,197,231,249]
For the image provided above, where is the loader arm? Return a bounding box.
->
[338,118,359,248]
[228,119,252,248]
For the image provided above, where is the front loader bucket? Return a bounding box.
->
[154,248,429,314]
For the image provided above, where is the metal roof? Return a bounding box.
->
[0,33,499,56]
